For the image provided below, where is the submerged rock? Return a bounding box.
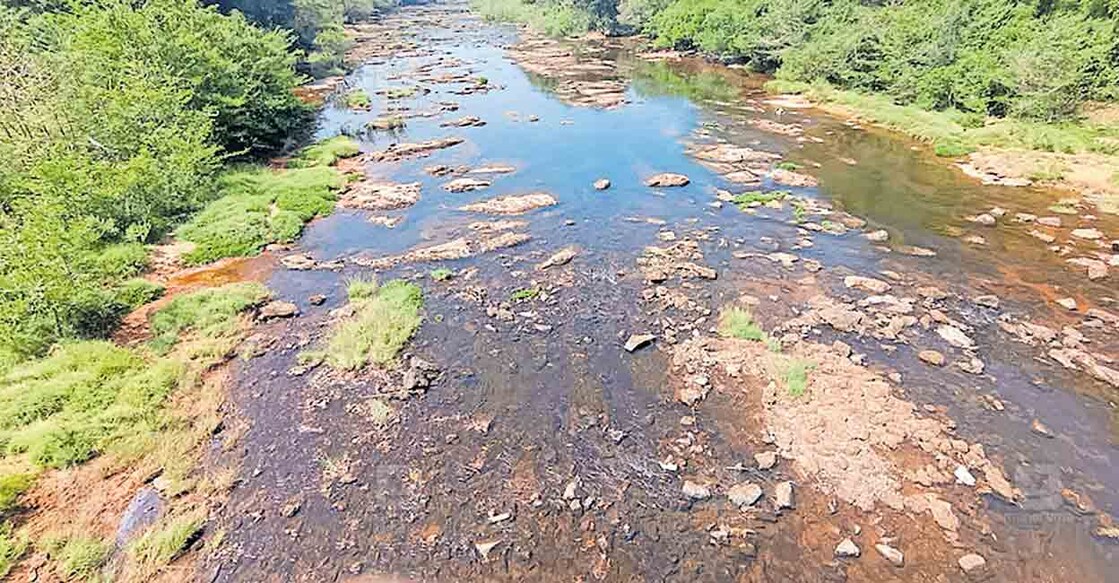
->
[536,246,578,270]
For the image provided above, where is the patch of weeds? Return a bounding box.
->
[288,136,360,168]
[0,341,184,468]
[91,242,149,279]
[130,510,205,568]
[790,199,807,223]
[114,279,165,309]
[177,166,347,265]
[718,307,766,341]
[0,472,34,513]
[366,116,405,131]
[430,268,454,282]
[323,280,423,370]
[783,359,815,397]
[384,86,418,100]
[732,190,790,209]
[43,535,111,580]
[1048,198,1079,215]
[148,282,270,353]
[509,287,540,302]
[343,89,371,110]
[775,160,800,171]
[364,398,394,424]
[0,524,27,578]
[345,276,379,301]
[475,76,488,85]
[933,140,974,157]
[1028,163,1066,182]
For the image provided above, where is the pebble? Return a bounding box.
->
[682,480,711,500]
[954,465,977,487]
[958,553,986,573]
[1031,418,1054,438]
[593,178,611,190]
[835,538,861,558]
[918,350,945,366]
[727,482,764,508]
[1056,297,1078,311]
[875,543,905,567]
[754,451,777,470]
[475,540,502,560]
[774,481,794,509]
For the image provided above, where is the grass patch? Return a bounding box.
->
[130,510,205,568]
[114,279,165,309]
[718,307,766,341]
[430,268,454,282]
[790,199,807,223]
[343,89,371,110]
[775,161,800,171]
[509,287,540,302]
[176,166,347,265]
[783,359,814,397]
[148,282,270,353]
[732,190,790,209]
[288,136,360,169]
[0,341,184,469]
[321,279,423,370]
[0,472,34,514]
[44,535,111,580]
[367,116,406,131]
[766,79,1119,157]
[383,87,419,100]
[0,525,26,579]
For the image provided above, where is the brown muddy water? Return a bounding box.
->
[199,2,1118,581]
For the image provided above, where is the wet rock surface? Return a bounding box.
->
[200,3,1119,582]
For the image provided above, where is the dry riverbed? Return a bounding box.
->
[24,2,1117,581]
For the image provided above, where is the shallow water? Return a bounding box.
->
[207,3,1118,580]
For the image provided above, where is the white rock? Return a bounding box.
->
[774,481,794,509]
[835,538,861,558]
[727,482,764,508]
[937,325,975,349]
[958,553,986,573]
[875,543,904,567]
[954,465,977,487]
[682,480,711,500]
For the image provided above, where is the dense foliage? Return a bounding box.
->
[479,0,1119,122]
[0,0,328,362]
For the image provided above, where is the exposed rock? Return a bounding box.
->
[755,451,777,470]
[339,180,421,210]
[918,350,945,366]
[865,229,889,242]
[1067,257,1108,280]
[835,538,861,558]
[937,325,975,349]
[259,301,299,320]
[440,115,485,127]
[1037,216,1062,227]
[443,177,491,192]
[770,167,818,187]
[727,483,763,508]
[468,164,517,175]
[955,465,976,486]
[475,540,502,561]
[1071,228,1102,240]
[1056,297,1078,311]
[970,213,996,226]
[682,480,711,500]
[645,173,690,187]
[774,481,794,509]
[844,275,891,294]
[309,294,327,305]
[537,246,578,270]
[282,253,317,270]
[369,137,464,163]
[624,334,655,352]
[459,192,558,215]
[875,543,904,567]
[973,295,1000,309]
[898,245,937,257]
[958,553,986,574]
[957,357,985,375]
[593,178,611,190]
[1029,230,1057,243]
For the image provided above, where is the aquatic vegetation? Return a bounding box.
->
[430,268,454,281]
[344,89,372,109]
[509,287,541,302]
[732,191,790,209]
[324,280,424,370]
[775,161,800,171]
[718,307,766,341]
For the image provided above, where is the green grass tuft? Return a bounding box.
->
[0,472,34,514]
[0,524,27,579]
[44,535,111,581]
[509,288,540,302]
[148,282,270,353]
[718,307,766,341]
[343,89,372,110]
[130,511,205,568]
[732,191,790,209]
[429,268,454,282]
[783,359,814,398]
[323,280,423,370]
[775,161,800,171]
[176,166,347,265]
[288,136,360,168]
